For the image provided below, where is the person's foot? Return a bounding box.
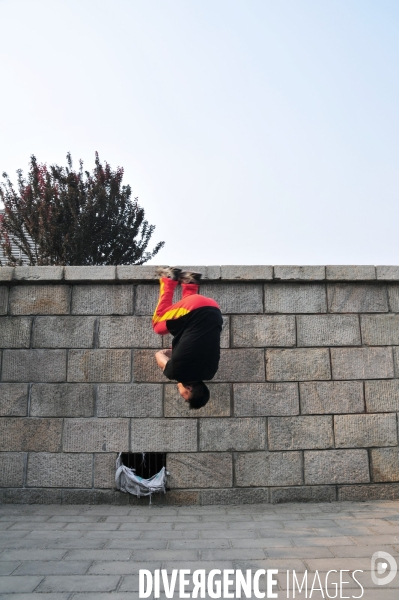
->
[156,266,182,280]
[179,271,202,284]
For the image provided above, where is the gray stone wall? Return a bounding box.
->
[1,265,399,505]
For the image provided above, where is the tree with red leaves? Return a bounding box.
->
[0,153,164,266]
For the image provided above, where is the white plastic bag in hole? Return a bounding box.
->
[115,453,167,498]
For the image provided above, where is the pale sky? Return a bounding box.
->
[1,0,399,265]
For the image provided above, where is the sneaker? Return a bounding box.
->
[179,271,202,284]
[156,266,182,280]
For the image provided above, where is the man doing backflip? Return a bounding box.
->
[152,267,223,409]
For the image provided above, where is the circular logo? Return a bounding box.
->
[371,551,398,586]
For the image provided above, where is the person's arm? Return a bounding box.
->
[155,349,172,371]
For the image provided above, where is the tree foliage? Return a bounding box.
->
[0,153,165,266]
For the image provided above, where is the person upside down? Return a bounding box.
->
[153,267,223,409]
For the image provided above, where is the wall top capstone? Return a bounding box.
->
[1,265,399,283]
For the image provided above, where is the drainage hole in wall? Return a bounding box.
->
[120,452,167,479]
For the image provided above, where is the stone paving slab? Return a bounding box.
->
[0,561,21,575]
[0,576,45,593]
[1,500,399,598]
[35,575,120,593]
[0,550,67,561]
[0,596,70,600]
[72,595,143,600]
[14,561,92,576]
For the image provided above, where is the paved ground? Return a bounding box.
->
[1,500,399,599]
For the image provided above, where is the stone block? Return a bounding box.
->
[0,383,28,416]
[30,384,95,417]
[338,483,399,501]
[327,283,388,312]
[9,285,70,315]
[213,349,265,382]
[2,350,67,382]
[175,265,221,280]
[221,265,273,280]
[220,315,230,348]
[63,418,129,452]
[27,453,93,487]
[117,265,158,280]
[204,266,221,280]
[62,489,130,504]
[147,490,200,505]
[300,381,364,414]
[388,285,399,312]
[63,419,129,452]
[135,284,165,315]
[0,453,25,487]
[130,418,197,452]
[133,349,168,382]
[1,488,62,504]
[0,287,8,314]
[97,384,163,417]
[274,266,325,281]
[361,314,399,345]
[334,413,398,447]
[94,453,118,488]
[98,316,161,348]
[0,418,62,451]
[270,486,336,504]
[392,348,399,378]
[264,284,327,313]
[67,350,131,382]
[0,317,32,347]
[164,383,230,417]
[266,348,331,381]
[331,347,394,379]
[72,284,134,315]
[13,266,64,281]
[371,448,399,482]
[305,449,370,484]
[199,417,266,451]
[235,451,303,486]
[234,383,299,416]
[365,379,399,412]
[268,416,333,450]
[326,265,376,280]
[297,315,361,347]
[201,488,269,505]
[377,266,399,280]
[0,267,14,281]
[65,266,116,280]
[231,315,296,347]
[167,453,232,488]
[200,283,263,313]
[32,316,96,348]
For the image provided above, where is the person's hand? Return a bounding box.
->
[155,350,171,371]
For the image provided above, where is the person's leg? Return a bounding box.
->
[181,282,199,299]
[153,277,178,317]
[152,277,178,335]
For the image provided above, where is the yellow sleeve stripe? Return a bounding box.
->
[152,306,191,324]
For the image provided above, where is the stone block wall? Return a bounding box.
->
[1,265,399,505]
